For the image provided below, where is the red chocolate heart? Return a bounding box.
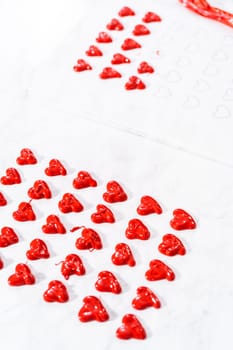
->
[43,280,69,303]
[95,271,121,294]
[78,295,109,322]
[112,243,136,267]
[91,204,115,223]
[158,234,186,256]
[99,67,122,79]
[13,202,36,221]
[96,32,112,43]
[26,238,50,260]
[0,227,19,247]
[170,209,196,230]
[111,53,131,64]
[8,263,35,286]
[125,218,150,240]
[73,59,92,72]
[42,215,66,234]
[125,76,146,90]
[132,24,150,36]
[1,168,21,185]
[132,286,161,310]
[45,159,67,176]
[106,18,124,31]
[73,171,97,189]
[103,180,127,203]
[118,6,135,17]
[16,148,37,165]
[0,192,7,206]
[121,38,141,50]
[137,195,162,215]
[75,227,102,251]
[0,257,3,269]
[145,259,175,281]
[143,11,162,23]
[85,45,103,57]
[61,253,85,280]
[28,180,52,200]
[116,314,146,340]
[58,193,83,213]
[137,61,154,74]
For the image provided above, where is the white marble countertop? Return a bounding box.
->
[0,1,233,349]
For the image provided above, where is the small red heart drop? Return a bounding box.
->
[58,193,83,213]
[170,209,196,230]
[91,204,115,223]
[99,67,122,79]
[45,159,67,176]
[16,148,37,165]
[132,24,150,36]
[118,7,135,17]
[73,59,92,72]
[116,314,146,340]
[125,218,150,240]
[132,286,161,309]
[111,243,136,267]
[111,53,131,64]
[106,18,124,31]
[26,238,50,260]
[121,38,141,50]
[125,76,146,90]
[158,234,186,256]
[61,253,85,280]
[28,180,52,200]
[137,61,154,74]
[85,45,103,57]
[13,202,36,221]
[96,32,112,43]
[137,195,162,215]
[103,180,127,203]
[1,168,21,185]
[78,295,109,322]
[145,259,175,281]
[8,263,35,286]
[142,12,162,23]
[73,171,97,189]
[43,280,69,303]
[95,271,121,294]
[42,215,66,234]
[0,227,19,247]
[75,227,102,251]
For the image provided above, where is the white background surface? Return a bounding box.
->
[0,1,233,349]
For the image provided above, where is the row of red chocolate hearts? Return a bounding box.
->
[0,227,186,267]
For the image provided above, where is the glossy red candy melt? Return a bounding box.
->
[132,286,161,310]
[13,202,36,221]
[73,59,92,72]
[28,180,52,200]
[26,239,50,260]
[0,227,19,247]
[158,234,186,256]
[61,253,85,280]
[0,257,3,269]
[116,314,146,340]
[45,159,67,176]
[106,18,124,31]
[95,271,121,294]
[111,53,131,64]
[118,6,135,17]
[111,243,136,267]
[125,76,146,90]
[91,204,115,223]
[99,67,122,79]
[8,263,35,286]
[142,11,162,23]
[145,259,175,281]
[137,195,162,215]
[1,168,21,185]
[75,227,102,251]
[121,38,141,50]
[0,192,7,206]
[58,193,83,213]
[179,0,233,28]
[170,209,196,230]
[42,215,66,234]
[78,295,109,322]
[132,24,150,36]
[16,148,37,165]
[73,171,97,189]
[125,218,150,240]
[43,280,69,303]
[85,45,103,57]
[137,61,154,74]
[96,32,112,43]
[103,180,127,203]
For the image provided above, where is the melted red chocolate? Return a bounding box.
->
[28,180,52,200]
[91,204,115,223]
[179,0,233,28]
[95,271,122,294]
[1,168,21,185]
[116,314,146,340]
[8,263,35,286]
[118,7,135,17]
[125,76,146,90]
[58,193,83,213]
[42,215,66,234]
[73,171,97,189]
[96,32,112,43]
[106,18,124,31]
[99,67,122,79]
[61,253,85,280]
[26,239,50,260]
[43,280,69,302]
[16,148,37,165]
[0,192,7,206]
[0,227,19,247]
[121,38,141,50]
[137,61,154,74]
[73,59,92,72]
[78,296,109,322]
[45,159,67,176]
[75,227,102,251]
[132,286,161,309]
[158,234,186,256]
[132,24,150,36]
[112,243,136,267]
[111,53,131,64]
[13,202,36,221]
[103,180,127,203]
